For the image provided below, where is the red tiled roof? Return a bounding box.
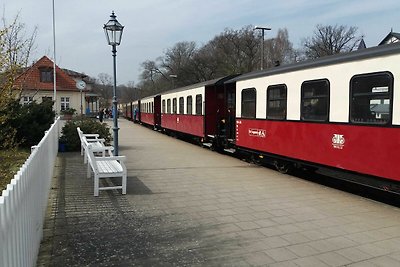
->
[14,56,78,92]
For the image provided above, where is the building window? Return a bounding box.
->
[301,79,330,122]
[40,68,53,83]
[60,97,70,111]
[22,96,33,105]
[173,98,177,114]
[179,97,184,114]
[267,84,287,120]
[187,96,192,115]
[162,100,166,113]
[241,88,256,118]
[167,99,171,113]
[195,94,202,115]
[350,72,392,125]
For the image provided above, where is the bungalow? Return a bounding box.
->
[13,56,99,116]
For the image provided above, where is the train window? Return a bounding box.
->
[350,72,393,125]
[267,84,287,120]
[241,88,256,119]
[301,79,330,122]
[179,97,184,114]
[167,99,171,114]
[162,100,166,114]
[195,94,202,115]
[173,98,177,114]
[151,102,154,113]
[187,96,192,115]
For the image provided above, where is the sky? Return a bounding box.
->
[2,0,400,85]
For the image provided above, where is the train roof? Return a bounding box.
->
[161,74,239,95]
[226,43,400,83]
[140,75,239,100]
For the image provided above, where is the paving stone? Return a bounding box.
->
[316,252,353,266]
[264,247,298,262]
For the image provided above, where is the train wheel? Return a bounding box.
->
[274,160,292,174]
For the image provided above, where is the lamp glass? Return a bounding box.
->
[103,12,124,46]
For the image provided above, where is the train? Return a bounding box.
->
[119,43,400,193]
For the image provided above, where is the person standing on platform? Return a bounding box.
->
[98,108,104,122]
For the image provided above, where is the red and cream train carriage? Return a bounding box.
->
[228,44,400,185]
[160,76,236,143]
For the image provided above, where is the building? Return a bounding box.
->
[378,30,400,45]
[13,56,99,116]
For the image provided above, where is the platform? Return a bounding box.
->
[37,118,400,266]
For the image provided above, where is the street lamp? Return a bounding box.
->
[104,11,124,155]
[254,26,271,70]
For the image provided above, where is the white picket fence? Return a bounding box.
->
[0,117,61,267]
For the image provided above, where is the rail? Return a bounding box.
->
[0,116,61,267]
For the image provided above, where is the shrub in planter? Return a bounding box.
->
[61,108,76,115]
[60,108,76,120]
[60,116,112,151]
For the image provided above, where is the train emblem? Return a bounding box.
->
[332,134,345,149]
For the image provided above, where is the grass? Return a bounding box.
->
[0,149,30,195]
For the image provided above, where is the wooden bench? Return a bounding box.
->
[86,144,127,196]
[77,127,107,164]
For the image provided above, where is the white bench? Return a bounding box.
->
[77,127,108,164]
[86,144,127,196]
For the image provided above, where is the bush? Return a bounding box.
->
[0,98,55,149]
[14,99,55,147]
[60,108,76,115]
[59,116,112,151]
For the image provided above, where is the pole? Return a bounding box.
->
[52,0,57,114]
[260,30,264,70]
[112,44,119,155]
[255,26,271,70]
[80,89,83,115]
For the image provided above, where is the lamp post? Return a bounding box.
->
[104,11,124,155]
[254,26,271,70]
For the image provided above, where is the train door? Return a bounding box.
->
[204,85,218,137]
[204,83,226,136]
[224,82,236,141]
[138,100,141,122]
[154,95,161,128]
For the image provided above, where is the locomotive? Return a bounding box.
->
[120,43,400,193]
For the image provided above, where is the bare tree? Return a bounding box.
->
[1,12,37,72]
[161,41,198,86]
[93,73,113,107]
[136,25,295,98]
[302,24,362,59]
[264,28,295,67]
[0,11,37,148]
[207,26,259,74]
[119,84,137,103]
